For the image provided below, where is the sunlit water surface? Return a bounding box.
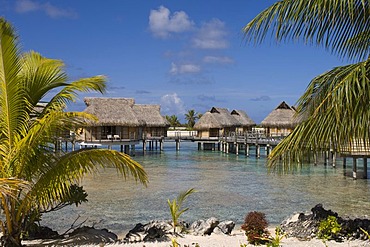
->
[43,142,370,236]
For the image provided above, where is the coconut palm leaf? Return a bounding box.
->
[19,51,106,113]
[268,59,370,169]
[20,148,147,213]
[0,18,148,246]
[243,0,370,61]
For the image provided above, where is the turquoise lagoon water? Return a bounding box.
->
[43,142,370,236]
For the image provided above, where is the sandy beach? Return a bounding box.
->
[24,228,370,247]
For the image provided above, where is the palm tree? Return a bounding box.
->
[184,109,198,128]
[0,18,148,246]
[243,0,370,170]
[166,115,181,127]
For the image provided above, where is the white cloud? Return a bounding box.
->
[149,5,194,39]
[170,62,201,75]
[203,56,234,64]
[160,93,186,116]
[15,0,77,19]
[192,19,228,49]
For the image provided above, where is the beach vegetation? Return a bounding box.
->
[243,0,370,171]
[317,216,342,244]
[266,226,286,247]
[167,188,196,234]
[241,211,270,245]
[360,227,370,240]
[0,18,148,247]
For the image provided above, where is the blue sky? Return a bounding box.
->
[1,0,346,123]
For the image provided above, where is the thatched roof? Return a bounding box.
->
[84,98,140,126]
[230,110,256,127]
[261,101,298,128]
[83,97,168,127]
[194,107,240,130]
[132,104,169,127]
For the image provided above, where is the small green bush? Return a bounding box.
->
[241,211,270,245]
[317,215,342,241]
[266,226,286,247]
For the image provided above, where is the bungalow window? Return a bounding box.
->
[101,126,116,139]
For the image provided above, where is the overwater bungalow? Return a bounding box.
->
[79,97,168,145]
[230,109,256,134]
[261,101,297,137]
[194,107,240,138]
[132,104,169,139]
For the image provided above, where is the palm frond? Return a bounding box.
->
[268,58,370,170]
[0,18,30,174]
[243,0,370,61]
[14,111,98,178]
[26,148,147,209]
[45,75,106,112]
[19,51,68,107]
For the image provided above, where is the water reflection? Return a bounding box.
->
[42,142,370,236]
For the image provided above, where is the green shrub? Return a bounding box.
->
[266,226,286,247]
[317,215,341,241]
[241,211,270,245]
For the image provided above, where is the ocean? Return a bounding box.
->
[42,141,370,236]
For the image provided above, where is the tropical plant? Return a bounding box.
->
[184,109,198,128]
[243,0,370,170]
[0,18,148,246]
[167,188,196,234]
[317,216,342,244]
[266,226,286,247]
[360,227,370,240]
[166,115,182,127]
[241,211,270,245]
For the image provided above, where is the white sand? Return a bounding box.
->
[26,229,368,247]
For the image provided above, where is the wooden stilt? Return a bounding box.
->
[343,157,347,176]
[235,143,239,156]
[353,158,357,179]
[364,158,368,179]
[256,145,260,158]
[176,140,180,151]
[332,152,336,167]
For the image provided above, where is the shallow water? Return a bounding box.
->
[42,142,370,236]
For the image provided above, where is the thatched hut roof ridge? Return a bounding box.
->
[231,109,256,127]
[83,97,168,127]
[133,104,169,127]
[261,101,297,128]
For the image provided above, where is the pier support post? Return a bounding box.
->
[176,140,180,151]
[124,145,129,154]
[332,152,336,167]
[266,144,271,156]
[235,143,239,156]
[324,151,328,165]
[343,157,347,176]
[245,144,249,157]
[131,145,136,156]
[353,158,357,179]
[226,143,229,153]
[364,158,368,179]
[256,145,260,158]
[314,152,318,165]
[198,142,201,150]
[160,140,164,151]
